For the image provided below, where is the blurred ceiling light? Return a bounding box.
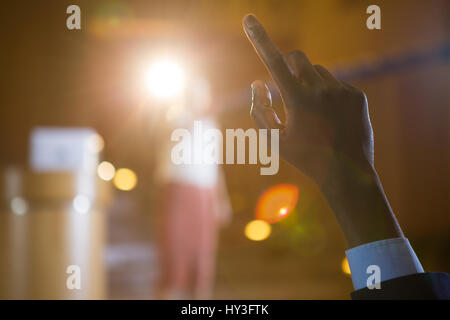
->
[87,133,105,153]
[10,197,28,215]
[97,161,116,181]
[245,219,271,241]
[255,184,299,224]
[341,257,351,276]
[113,168,137,191]
[73,195,91,214]
[145,60,185,99]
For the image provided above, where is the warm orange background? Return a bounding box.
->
[1,0,449,299]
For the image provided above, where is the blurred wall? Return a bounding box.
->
[1,0,449,299]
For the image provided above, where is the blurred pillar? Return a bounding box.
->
[0,167,112,299]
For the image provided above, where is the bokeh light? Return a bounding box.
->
[255,184,299,223]
[87,133,105,153]
[113,168,137,191]
[97,161,116,181]
[145,60,185,99]
[244,220,271,241]
[341,257,351,276]
[10,197,28,215]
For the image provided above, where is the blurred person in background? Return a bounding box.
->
[149,76,231,300]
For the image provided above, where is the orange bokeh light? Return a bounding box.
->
[255,184,299,224]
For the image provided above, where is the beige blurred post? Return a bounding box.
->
[0,167,112,299]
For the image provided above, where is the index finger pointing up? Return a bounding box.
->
[243,14,296,95]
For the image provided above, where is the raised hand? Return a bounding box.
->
[244,14,373,183]
[243,14,403,247]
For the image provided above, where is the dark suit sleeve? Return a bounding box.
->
[351,272,450,300]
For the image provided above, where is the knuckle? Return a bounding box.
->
[345,88,367,112]
[314,64,324,71]
[289,50,307,61]
[293,50,306,57]
[352,89,367,104]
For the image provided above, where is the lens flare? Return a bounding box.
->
[255,184,299,223]
[113,168,137,191]
[245,220,271,241]
[145,60,185,99]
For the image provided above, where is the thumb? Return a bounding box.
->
[250,80,284,130]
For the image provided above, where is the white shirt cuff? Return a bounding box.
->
[345,237,424,290]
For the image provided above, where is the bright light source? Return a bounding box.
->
[145,60,185,99]
[97,161,115,181]
[113,168,137,191]
[245,220,271,241]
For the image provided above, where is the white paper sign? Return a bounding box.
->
[30,127,101,174]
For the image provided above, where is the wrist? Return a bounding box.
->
[320,155,403,248]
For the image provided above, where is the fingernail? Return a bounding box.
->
[251,82,271,109]
[250,84,256,112]
[263,84,271,107]
[250,83,261,116]
[244,14,258,30]
[251,82,259,104]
